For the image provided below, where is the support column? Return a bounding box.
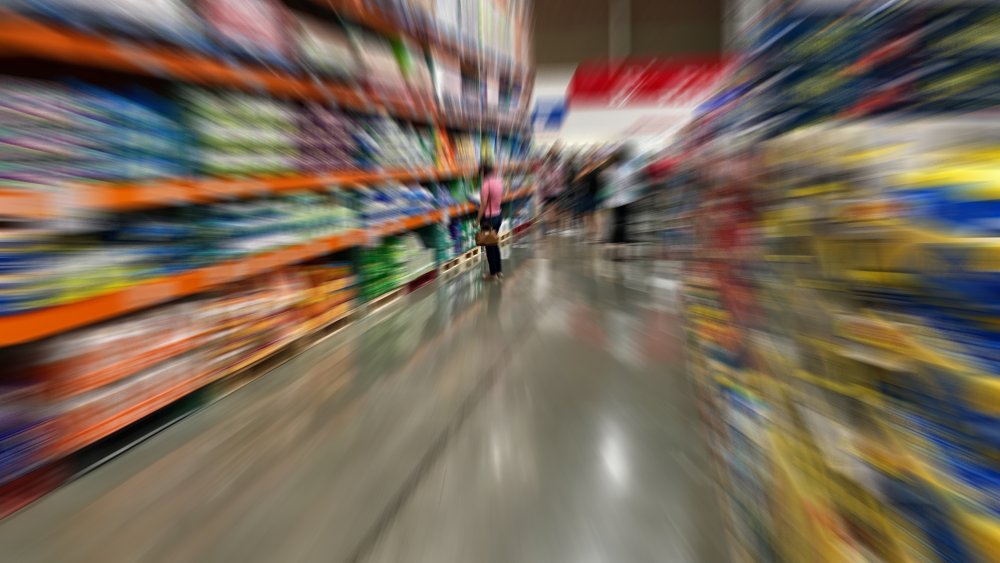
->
[609,0,631,59]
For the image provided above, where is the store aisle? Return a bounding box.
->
[0,243,725,563]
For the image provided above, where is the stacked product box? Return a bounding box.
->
[11,0,208,49]
[393,38,435,102]
[398,233,436,280]
[299,262,357,324]
[0,80,189,198]
[354,116,435,170]
[349,27,409,95]
[293,13,359,79]
[297,103,359,173]
[0,194,358,316]
[181,88,298,177]
[195,0,296,68]
[431,223,454,263]
[756,123,1000,562]
[0,262,359,481]
[357,238,408,300]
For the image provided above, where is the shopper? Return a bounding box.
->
[602,145,645,258]
[540,148,568,234]
[563,154,583,233]
[577,154,610,242]
[478,160,504,280]
[542,148,572,234]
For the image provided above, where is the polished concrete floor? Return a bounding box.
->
[0,239,726,563]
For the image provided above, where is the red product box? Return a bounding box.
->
[197,0,293,59]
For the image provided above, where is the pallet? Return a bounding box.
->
[512,219,535,236]
[406,267,438,292]
[440,246,482,279]
[364,286,407,316]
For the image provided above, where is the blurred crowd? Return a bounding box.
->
[536,144,653,257]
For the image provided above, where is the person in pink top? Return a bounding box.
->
[478,160,504,280]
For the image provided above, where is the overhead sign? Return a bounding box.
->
[567,57,733,108]
[531,97,567,131]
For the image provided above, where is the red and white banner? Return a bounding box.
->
[567,57,733,108]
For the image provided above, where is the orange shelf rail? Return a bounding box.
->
[373,211,444,237]
[0,166,536,222]
[0,163,537,220]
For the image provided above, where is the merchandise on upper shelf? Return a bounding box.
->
[0,79,189,194]
[297,103,360,173]
[429,51,465,115]
[351,183,435,227]
[9,0,208,49]
[195,0,296,68]
[393,38,436,102]
[293,12,359,79]
[180,88,298,177]
[0,4,533,138]
[349,26,409,95]
[354,116,435,170]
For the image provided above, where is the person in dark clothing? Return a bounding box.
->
[478,161,504,280]
[576,155,611,242]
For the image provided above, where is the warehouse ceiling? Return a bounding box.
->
[533,0,723,65]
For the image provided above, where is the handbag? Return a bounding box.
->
[476,180,500,246]
[476,223,499,246]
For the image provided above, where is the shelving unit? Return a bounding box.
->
[0,0,535,517]
[677,1,1000,561]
